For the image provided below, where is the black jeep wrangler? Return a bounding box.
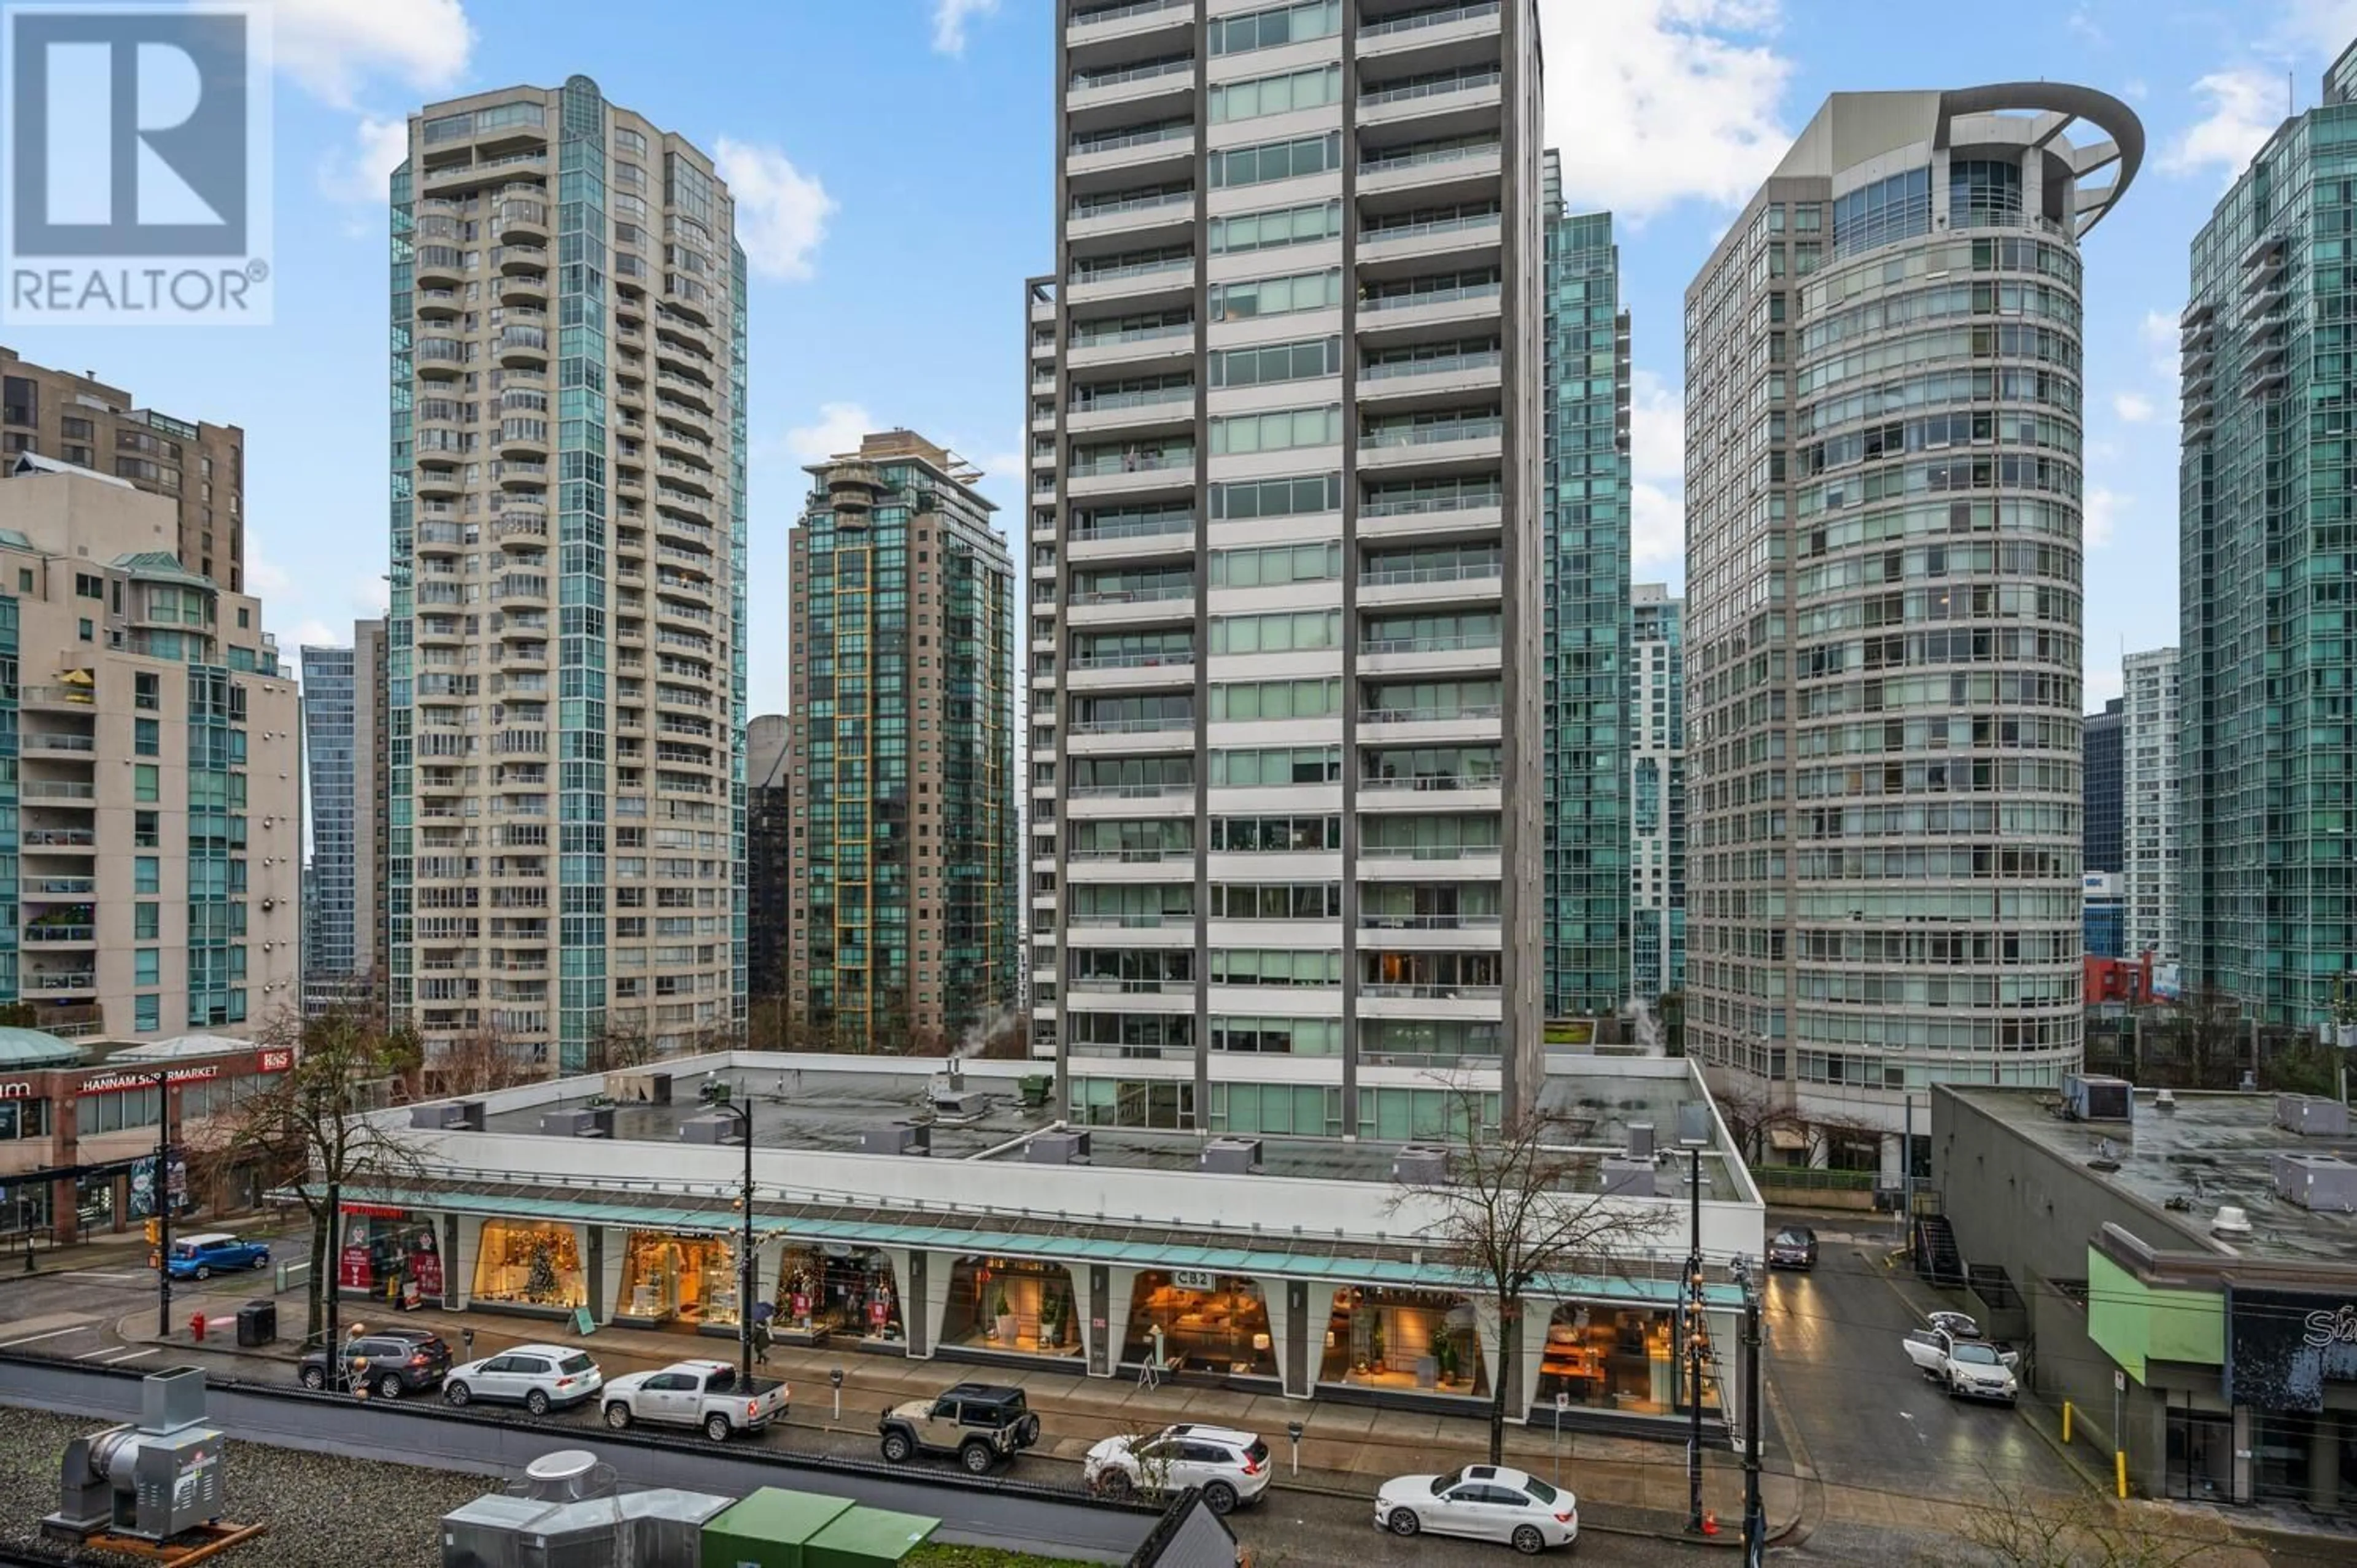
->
[878,1383,1042,1474]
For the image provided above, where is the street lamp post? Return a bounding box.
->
[1733,1256,1765,1568]
[1679,1134,1708,1534]
[701,1075,759,1386]
[142,1071,175,1339]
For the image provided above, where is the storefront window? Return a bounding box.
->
[2,1181,53,1234]
[617,1231,737,1330]
[471,1219,586,1311]
[1124,1270,1275,1378]
[338,1206,444,1305]
[75,1172,115,1230]
[1320,1286,1487,1397]
[1537,1302,1682,1413]
[943,1256,1082,1358]
[773,1245,900,1342]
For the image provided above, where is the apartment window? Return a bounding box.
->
[134,855,160,894]
[1209,62,1342,122]
[134,950,160,986]
[1207,0,1339,55]
[77,617,92,642]
[1208,198,1343,257]
[134,764,159,802]
[134,996,160,1033]
[1208,132,1341,190]
[134,811,160,848]
[134,903,160,940]
[1207,267,1342,321]
[1,376,33,426]
[14,569,28,592]
[1208,404,1341,455]
[135,718,160,757]
[1209,336,1341,388]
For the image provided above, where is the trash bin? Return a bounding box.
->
[236,1299,276,1347]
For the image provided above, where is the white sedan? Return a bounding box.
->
[1374,1464,1578,1553]
[441,1344,602,1415]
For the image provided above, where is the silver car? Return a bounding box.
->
[441,1344,602,1416]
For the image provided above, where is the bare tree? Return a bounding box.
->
[1389,1079,1674,1464]
[581,1016,656,1075]
[1922,1473,2248,1568]
[1709,1077,1809,1165]
[185,1005,426,1348]
[400,1022,538,1100]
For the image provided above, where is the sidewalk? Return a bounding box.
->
[117,1296,1800,1546]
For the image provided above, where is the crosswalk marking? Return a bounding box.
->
[0,1324,91,1348]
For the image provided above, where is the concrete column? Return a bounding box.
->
[1519,1299,1555,1413]
[754,1235,788,1323]
[2310,1415,2339,1514]
[918,1248,956,1359]
[2232,1405,2254,1505]
[594,1227,622,1324]
[1062,1265,1097,1370]
[881,1247,923,1356]
[1092,1265,1141,1378]
[449,1214,484,1310]
[1280,1281,1337,1397]
[1473,1297,1527,1421]
[439,1213,459,1310]
[575,1224,597,1319]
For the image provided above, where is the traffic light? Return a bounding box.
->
[144,1219,160,1245]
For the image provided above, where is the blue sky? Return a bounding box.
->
[6,0,2352,713]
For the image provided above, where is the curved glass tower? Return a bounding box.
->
[1684,85,2140,1159]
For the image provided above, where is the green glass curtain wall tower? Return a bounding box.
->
[1539,164,1632,1022]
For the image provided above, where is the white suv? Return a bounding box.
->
[441,1343,603,1415]
[1084,1423,1271,1515]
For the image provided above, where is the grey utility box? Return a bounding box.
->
[1390,1145,1449,1186]
[539,1106,613,1139]
[1199,1137,1263,1174]
[1600,1157,1658,1199]
[1028,1129,1091,1165]
[678,1113,741,1146]
[857,1121,931,1157]
[44,1368,225,1545]
[2276,1094,2352,1138]
[2273,1152,2357,1213]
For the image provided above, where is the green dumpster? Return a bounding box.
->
[803,1506,939,1568]
[700,1487,854,1568]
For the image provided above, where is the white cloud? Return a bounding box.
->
[2066,6,2105,45]
[356,573,391,619]
[1538,0,1792,220]
[291,618,342,651]
[931,0,1001,56]
[2162,69,2283,183]
[271,0,474,109]
[2084,485,2126,549]
[247,555,293,598]
[713,137,837,281]
[1628,371,1686,570]
[2084,659,2124,706]
[2112,392,2156,424]
[2139,309,2181,386]
[316,115,408,206]
[785,402,874,465]
[2285,1,2357,53]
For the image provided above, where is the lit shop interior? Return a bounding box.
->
[615,1231,739,1332]
[1121,1271,1278,1378]
[1535,1301,1716,1415]
[771,1245,902,1343]
[1319,1286,1490,1397]
[941,1256,1083,1358]
[470,1219,588,1313]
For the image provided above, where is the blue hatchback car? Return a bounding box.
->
[164,1233,270,1280]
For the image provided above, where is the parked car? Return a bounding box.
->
[162,1233,269,1280]
[297,1329,452,1400]
[601,1358,789,1442]
[442,1343,602,1415]
[1085,1423,1270,1514]
[1374,1464,1577,1553]
[1927,1310,1984,1340]
[1902,1328,2020,1402]
[1766,1227,1818,1270]
[879,1383,1040,1475]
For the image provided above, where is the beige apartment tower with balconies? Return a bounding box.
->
[0,462,300,1040]
[388,79,748,1076]
[1030,0,1547,1135]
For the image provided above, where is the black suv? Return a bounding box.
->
[878,1383,1042,1474]
[298,1329,452,1400]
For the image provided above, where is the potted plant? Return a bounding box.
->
[1041,1292,1064,1349]
[993,1282,1018,1346]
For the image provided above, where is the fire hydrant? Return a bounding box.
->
[190,1312,206,1343]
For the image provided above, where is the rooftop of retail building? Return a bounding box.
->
[467,1053,1747,1202]
[1941,1084,2357,1268]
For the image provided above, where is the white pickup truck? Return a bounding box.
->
[600,1358,790,1442]
[1902,1329,2020,1404]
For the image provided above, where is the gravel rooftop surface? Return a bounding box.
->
[0,1407,495,1567]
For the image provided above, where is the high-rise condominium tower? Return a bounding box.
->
[2083,695,2123,876]
[387,79,748,1073]
[2182,41,2357,1023]
[0,347,246,592]
[785,432,1016,1052]
[2121,646,2178,966]
[1031,0,1546,1134]
[1539,174,1631,1022]
[1629,584,1684,1005]
[301,622,387,1015]
[1685,85,2139,1159]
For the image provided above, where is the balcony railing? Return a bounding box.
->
[1361,631,1501,654]
[1362,280,1502,315]
[1361,487,1501,516]
[1360,703,1503,723]
[1070,385,1193,415]
[1070,56,1193,92]
[1072,320,1193,350]
[1360,69,1501,108]
[1360,210,1502,247]
[1070,450,1194,478]
[1071,583,1193,606]
[1071,122,1192,158]
[1070,188,1193,222]
[1075,512,1193,543]
[1072,0,1188,26]
[1361,417,1503,448]
[1361,348,1502,380]
[1362,0,1501,39]
[1074,255,1193,286]
[1360,558,1502,585]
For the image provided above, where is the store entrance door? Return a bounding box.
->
[2165,1402,2232,1502]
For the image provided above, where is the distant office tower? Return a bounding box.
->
[0,347,246,591]
[2181,42,2357,1022]
[389,80,748,1072]
[357,619,390,995]
[2082,871,2125,960]
[2083,696,2123,875]
[300,642,363,1008]
[2121,647,2179,964]
[1032,0,1547,1132]
[1684,84,2139,1159]
[0,460,300,1038]
[1539,167,1631,1021]
[1629,584,1684,1003]
[785,433,1016,1052]
[747,712,790,1005]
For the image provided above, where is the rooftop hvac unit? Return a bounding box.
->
[2272,1151,2357,1213]
[439,1450,731,1568]
[409,1099,485,1131]
[1028,1129,1091,1165]
[678,1113,741,1146]
[2064,1075,2134,1123]
[2275,1094,2351,1138]
[605,1069,672,1105]
[1199,1136,1262,1175]
[538,1106,613,1139]
[1391,1145,1449,1186]
[857,1121,931,1157]
[1675,1103,1714,1147]
[42,1368,225,1545]
[1625,1121,1655,1160]
[1600,1156,1658,1199]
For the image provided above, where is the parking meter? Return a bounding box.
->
[462,1327,476,1361]
[1285,1419,1304,1477]
[830,1365,844,1421]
